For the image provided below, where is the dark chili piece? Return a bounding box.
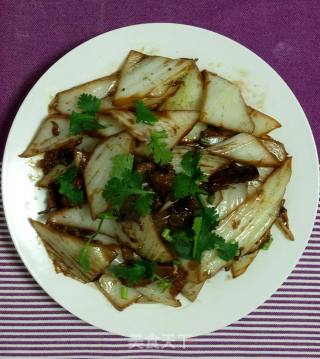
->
[205,164,259,192]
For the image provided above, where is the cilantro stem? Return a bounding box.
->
[132,189,155,195]
[79,211,116,272]
[135,100,158,125]
[161,228,173,242]
[208,193,215,205]
[192,216,202,258]
[196,193,208,208]
[172,259,181,266]
[192,239,198,258]
[90,218,104,240]
[152,274,171,292]
[79,238,92,273]
[121,286,129,300]
[193,194,207,258]
[152,273,162,281]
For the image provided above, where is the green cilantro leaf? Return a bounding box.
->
[111,260,172,291]
[110,260,156,286]
[103,155,154,216]
[134,193,154,216]
[173,173,206,199]
[103,171,152,209]
[201,205,219,231]
[110,154,134,178]
[56,167,85,205]
[69,93,105,135]
[192,206,219,261]
[135,100,158,124]
[144,130,173,165]
[103,172,137,206]
[69,112,105,135]
[165,228,195,260]
[78,93,101,113]
[181,150,206,181]
[213,238,239,261]
[192,205,237,261]
[165,202,238,262]
[172,151,206,199]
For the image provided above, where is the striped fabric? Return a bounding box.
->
[0,162,320,359]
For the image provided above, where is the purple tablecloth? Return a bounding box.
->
[1,1,320,358]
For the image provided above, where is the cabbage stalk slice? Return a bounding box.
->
[231,250,259,278]
[160,64,203,111]
[171,145,229,176]
[200,158,292,280]
[98,272,141,311]
[136,282,181,307]
[200,71,254,133]
[36,164,69,188]
[181,122,208,143]
[48,205,117,237]
[261,138,287,162]
[179,259,201,284]
[84,132,133,218]
[113,50,194,107]
[50,73,118,115]
[136,296,156,303]
[113,50,183,108]
[20,116,81,157]
[29,220,116,283]
[109,110,198,148]
[250,108,281,137]
[121,215,173,263]
[95,114,124,138]
[76,135,100,153]
[181,281,205,302]
[207,133,280,167]
[215,183,248,220]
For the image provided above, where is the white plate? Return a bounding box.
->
[2,23,319,339]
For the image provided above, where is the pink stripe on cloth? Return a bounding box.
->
[0,162,319,359]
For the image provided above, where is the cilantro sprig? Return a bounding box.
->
[103,154,154,216]
[110,154,134,178]
[69,93,105,135]
[78,93,100,113]
[172,150,206,199]
[162,228,194,259]
[110,260,156,286]
[192,202,238,261]
[144,130,173,165]
[135,100,158,125]
[163,200,239,262]
[134,100,172,165]
[162,150,239,262]
[153,274,172,292]
[79,210,118,272]
[110,260,172,292]
[55,166,86,205]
